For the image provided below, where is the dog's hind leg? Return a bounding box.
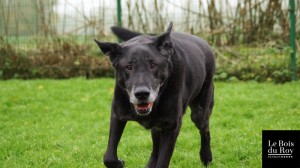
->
[190,81,214,167]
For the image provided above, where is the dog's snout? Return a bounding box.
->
[134,87,150,100]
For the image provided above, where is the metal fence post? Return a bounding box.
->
[289,0,297,80]
[117,0,122,43]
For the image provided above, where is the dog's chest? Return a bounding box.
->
[138,117,175,130]
[117,107,177,130]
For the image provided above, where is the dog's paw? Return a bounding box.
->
[200,149,212,167]
[104,159,124,168]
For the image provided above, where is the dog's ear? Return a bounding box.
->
[94,39,121,65]
[155,22,174,58]
[111,26,142,41]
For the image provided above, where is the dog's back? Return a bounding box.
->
[170,32,215,105]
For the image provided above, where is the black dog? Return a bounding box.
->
[95,22,215,168]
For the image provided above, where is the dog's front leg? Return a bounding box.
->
[146,128,160,168]
[103,113,126,168]
[155,121,182,168]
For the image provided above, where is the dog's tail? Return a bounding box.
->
[111,26,142,41]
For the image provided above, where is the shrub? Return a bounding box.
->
[214,45,299,83]
[0,38,114,79]
[0,39,298,83]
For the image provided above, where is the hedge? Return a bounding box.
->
[1,42,299,83]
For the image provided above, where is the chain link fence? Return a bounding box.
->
[1,0,299,49]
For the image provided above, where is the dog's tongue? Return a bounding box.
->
[137,103,149,110]
[135,102,153,115]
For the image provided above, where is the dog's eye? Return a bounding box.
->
[150,62,157,69]
[125,65,132,70]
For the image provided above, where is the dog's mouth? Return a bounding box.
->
[134,102,153,116]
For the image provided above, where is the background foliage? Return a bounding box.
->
[0,0,299,82]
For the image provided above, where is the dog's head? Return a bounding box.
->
[95,22,174,116]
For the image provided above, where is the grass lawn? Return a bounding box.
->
[0,78,299,167]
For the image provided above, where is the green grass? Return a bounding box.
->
[1,78,299,167]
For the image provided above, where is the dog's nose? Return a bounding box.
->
[134,87,150,100]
